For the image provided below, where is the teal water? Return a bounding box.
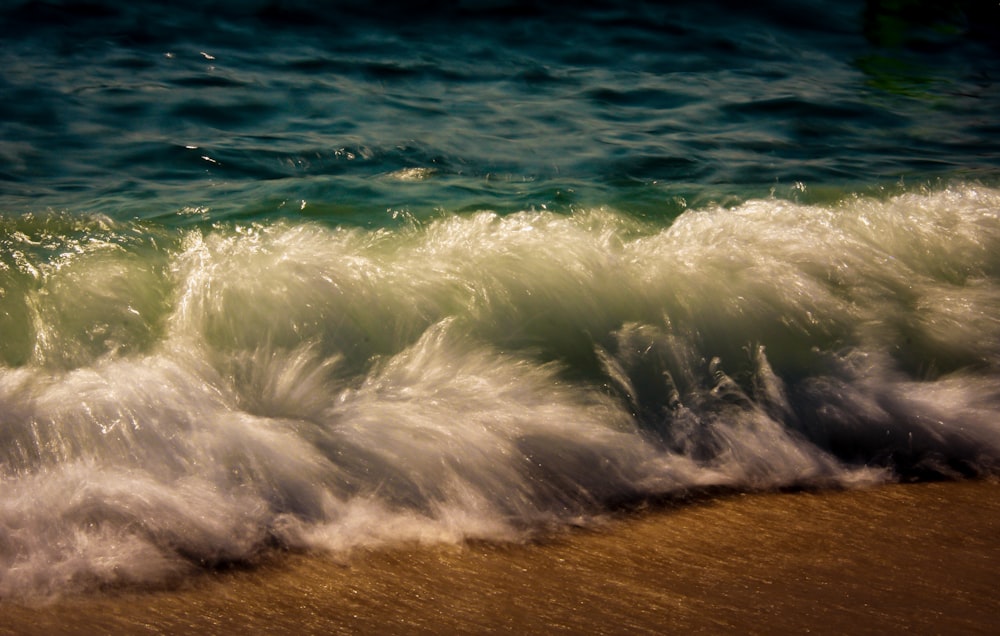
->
[3,1,998,221]
[2,1,1000,599]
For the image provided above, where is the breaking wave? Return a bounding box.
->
[3,185,1000,598]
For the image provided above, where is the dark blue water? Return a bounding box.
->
[2,1,998,222]
[2,1,1000,599]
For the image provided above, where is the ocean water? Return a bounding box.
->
[1,0,1000,599]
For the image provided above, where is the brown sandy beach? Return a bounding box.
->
[3,479,998,635]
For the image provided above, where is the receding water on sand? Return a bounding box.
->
[4,480,998,635]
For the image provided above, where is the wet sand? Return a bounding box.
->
[3,480,998,635]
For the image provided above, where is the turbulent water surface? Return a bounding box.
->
[1,0,1000,599]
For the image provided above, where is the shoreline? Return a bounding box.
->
[3,479,998,635]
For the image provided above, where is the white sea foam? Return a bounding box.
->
[3,185,1000,598]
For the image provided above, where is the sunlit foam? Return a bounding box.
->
[2,185,1000,598]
